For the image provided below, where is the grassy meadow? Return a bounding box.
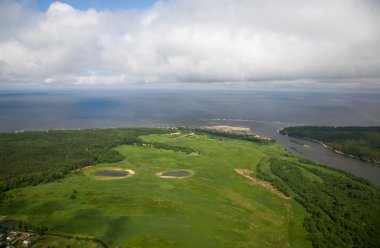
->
[0,131,311,247]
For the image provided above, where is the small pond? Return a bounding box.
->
[95,171,128,177]
[161,171,191,177]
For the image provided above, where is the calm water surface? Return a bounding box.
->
[95,171,128,177]
[1,89,379,184]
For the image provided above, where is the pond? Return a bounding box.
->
[95,171,128,177]
[161,171,191,177]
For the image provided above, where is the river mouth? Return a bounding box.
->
[159,170,191,178]
[95,171,128,177]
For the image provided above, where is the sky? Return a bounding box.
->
[30,0,158,11]
[0,0,379,89]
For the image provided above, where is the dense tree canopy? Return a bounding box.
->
[0,128,169,192]
[257,156,380,248]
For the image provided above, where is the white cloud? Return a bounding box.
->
[0,0,379,87]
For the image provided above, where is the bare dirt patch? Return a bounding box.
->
[234,168,291,199]
[157,170,192,179]
[204,125,252,134]
[203,125,271,140]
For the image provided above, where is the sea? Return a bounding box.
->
[1,88,380,185]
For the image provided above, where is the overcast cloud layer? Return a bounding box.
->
[0,0,379,87]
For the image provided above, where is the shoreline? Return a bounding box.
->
[283,133,379,167]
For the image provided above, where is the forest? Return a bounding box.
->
[0,128,169,193]
[280,126,380,165]
[257,156,380,248]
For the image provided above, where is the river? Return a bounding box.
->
[207,119,380,186]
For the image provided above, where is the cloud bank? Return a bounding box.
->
[0,0,379,87]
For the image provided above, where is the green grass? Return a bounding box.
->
[32,235,101,248]
[2,130,380,247]
[0,132,311,247]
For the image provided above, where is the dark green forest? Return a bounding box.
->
[257,156,380,248]
[280,126,380,165]
[0,128,170,192]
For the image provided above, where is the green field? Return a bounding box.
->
[31,235,100,248]
[1,129,379,247]
[0,131,310,247]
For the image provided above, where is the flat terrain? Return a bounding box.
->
[0,131,310,247]
[1,129,379,247]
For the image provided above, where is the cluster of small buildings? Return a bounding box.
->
[0,231,35,248]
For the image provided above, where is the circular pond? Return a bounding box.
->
[95,171,128,177]
[161,170,191,178]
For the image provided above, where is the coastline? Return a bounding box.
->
[281,131,379,167]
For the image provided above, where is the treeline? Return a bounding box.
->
[256,159,293,197]
[0,128,169,193]
[257,156,380,247]
[149,142,197,154]
[188,127,274,144]
[16,220,48,234]
[281,126,380,165]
